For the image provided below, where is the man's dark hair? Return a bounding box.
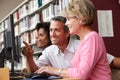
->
[51,16,69,32]
[35,22,51,45]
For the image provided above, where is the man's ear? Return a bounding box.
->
[66,30,70,37]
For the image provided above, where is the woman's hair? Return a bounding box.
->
[35,22,51,45]
[63,0,96,26]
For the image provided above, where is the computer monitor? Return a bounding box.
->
[3,14,21,76]
[4,31,21,62]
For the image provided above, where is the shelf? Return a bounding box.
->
[19,28,30,35]
[14,14,29,25]
[0,29,6,34]
[29,0,53,15]
[0,41,3,45]
[14,0,53,25]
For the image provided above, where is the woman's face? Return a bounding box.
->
[65,16,81,35]
[35,28,50,49]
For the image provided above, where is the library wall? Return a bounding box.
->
[91,0,120,56]
[0,0,24,20]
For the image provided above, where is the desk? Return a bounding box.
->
[0,69,80,80]
[56,78,80,80]
[10,76,24,80]
[13,75,80,80]
[0,68,9,80]
[23,78,80,80]
[13,77,79,80]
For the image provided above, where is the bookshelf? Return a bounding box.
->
[0,0,72,69]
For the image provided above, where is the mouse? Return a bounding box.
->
[31,73,49,79]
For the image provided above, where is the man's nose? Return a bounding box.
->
[50,31,56,36]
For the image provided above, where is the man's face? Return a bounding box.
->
[50,20,69,46]
[35,28,49,49]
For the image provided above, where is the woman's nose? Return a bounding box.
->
[65,20,68,26]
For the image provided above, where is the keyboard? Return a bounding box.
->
[23,72,63,80]
[25,73,49,79]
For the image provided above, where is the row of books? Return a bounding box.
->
[13,0,54,24]
[0,33,3,43]
[0,32,4,51]
[14,0,72,36]
[42,0,73,21]
[0,0,71,35]
[0,32,4,52]
[20,30,37,47]
[14,13,40,37]
[0,19,8,33]
[20,32,30,47]
[13,0,42,23]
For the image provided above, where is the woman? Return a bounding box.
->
[22,22,51,72]
[35,0,111,80]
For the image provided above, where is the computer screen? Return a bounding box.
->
[4,31,21,62]
[3,14,21,76]
[4,14,21,63]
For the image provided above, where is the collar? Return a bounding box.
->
[66,38,79,53]
[56,38,80,55]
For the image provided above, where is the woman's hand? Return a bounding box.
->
[22,41,34,57]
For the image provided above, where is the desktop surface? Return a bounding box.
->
[10,72,80,80]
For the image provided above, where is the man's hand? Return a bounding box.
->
[22,41,33,57]
[34,66,58,76]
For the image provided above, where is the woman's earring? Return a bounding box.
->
[80,20,83,25]
[80,20,85,25]
[80,20,82,24]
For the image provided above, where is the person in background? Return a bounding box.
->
[35,0,111,79]
[35,22,51,51]
[23,22,51,54]
[22,22,51,72]
[22,16,80,73]
[34,22,51,57]
[107,53,120,69]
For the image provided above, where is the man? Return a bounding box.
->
[22,16,80,72]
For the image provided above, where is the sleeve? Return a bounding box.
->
[35,50,50,68]
[107,53,115,64]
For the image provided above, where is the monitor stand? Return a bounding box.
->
[10,50,24,80]
[0,48,5,68]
